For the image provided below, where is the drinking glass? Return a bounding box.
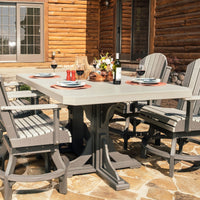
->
[51,60,57,74]
[92,59,97,69]
[136,65,145,77]
[76,63,85,80]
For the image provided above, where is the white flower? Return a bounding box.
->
[105,58,111,65]
[96,63,100,69]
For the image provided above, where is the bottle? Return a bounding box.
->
[113,53,121,84]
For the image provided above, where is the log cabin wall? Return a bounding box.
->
[154,0,200,71]
[120,0,132,59]
[99,0,116,58]
[48,0,99,64]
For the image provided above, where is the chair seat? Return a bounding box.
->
[139,105,200,132]
[10,99,33,118]
[10,113,71,148]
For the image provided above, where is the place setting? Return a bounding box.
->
[29,62,60,79]
[126,65,166,86]
[51,80,91,90]
[51,62,91,90]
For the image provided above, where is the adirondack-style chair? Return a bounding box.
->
[110,53,171,149]
[0,76,71,200]
[139,58,200,177]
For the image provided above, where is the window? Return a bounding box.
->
[0,3,44,62]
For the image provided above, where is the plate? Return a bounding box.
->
[132,78,160,84]
[34,73,55,78]
[56,81,85,88]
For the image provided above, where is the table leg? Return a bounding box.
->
[92,104,137,190]
[68,104,141,190]
[67,106,86,155]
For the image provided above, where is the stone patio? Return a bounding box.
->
[0,67,200,200]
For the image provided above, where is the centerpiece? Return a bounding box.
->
[89,52,114,82]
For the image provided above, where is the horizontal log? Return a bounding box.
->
[156,0,198,10]
[48,0,97,5]
[156,3,200,18]
[156,11,200,25]
[155,38,200,47]
[156,25,200,35]
[155,32,200,41]
[155,45,200,53]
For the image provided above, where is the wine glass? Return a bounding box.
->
[136,65,145,77]
[76,63,85,80]
[92,59,97,69]
[51,60,57,74]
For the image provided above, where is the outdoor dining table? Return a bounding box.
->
[17,72,192,190]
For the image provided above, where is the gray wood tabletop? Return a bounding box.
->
[17,73,192,106]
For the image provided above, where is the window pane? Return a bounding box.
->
[2,26,9,35]
[27,16,33,25]
[9,7,15,16]
[9,26,16,35]
[34,16,40,25]
[9,15,15,24]
[28,36,33,44]
[21,45,26,54]
[27,8,33,15]
[3,36,8,45]
[9,45,16,54]
[34,8,40,15]
[2,6,8,15]
[34,26,40,35]
[35,45,40,54]
[28,45,33,54]
[28,26,33,35]
[35,36,40,44]
[3,46,9,54]
[2,16,8,25]
[20,7,27,19]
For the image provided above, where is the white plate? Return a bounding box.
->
[56,81,85,88]
[34,73,55,77]
[132,78,160,84]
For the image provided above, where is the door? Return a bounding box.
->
[116,0,150,61]
[0,3,44,62]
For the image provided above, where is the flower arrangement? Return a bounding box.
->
[95,52,114,71]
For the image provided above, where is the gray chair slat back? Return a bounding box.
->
[177,59,200,115]
[0,76,18,138]
[139,53,167,79]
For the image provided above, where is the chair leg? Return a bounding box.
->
[177,138,187,154]
[51,149,68,194]
[4,154,17,200]
[0,143,8,171]
[44,153,51,172]
[141,126,155,158]
[123,116,130,150]
[169,137,177,177]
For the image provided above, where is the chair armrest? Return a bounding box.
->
[184,96,200,132]
[7,90,43,99]
[4,81,21,87]
[185,96,200,101]
[1,104,65,111]
[161,65,172,83]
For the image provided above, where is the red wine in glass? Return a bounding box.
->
[76,70,84,76]
[51,63,57,73]
[136,69,145,76]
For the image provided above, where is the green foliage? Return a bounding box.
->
[19,84,31,91]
